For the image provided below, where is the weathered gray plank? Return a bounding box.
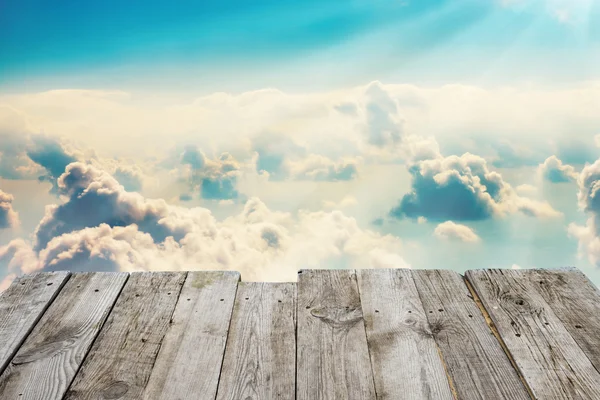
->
[216,282,296,400]
[296,269,376,400]
[357,269,454,399]
[413,270,530,400]
[0,272,70,376]
[466,269,600,399]
[143,271,240,400]
[526,268,600,373]
[0,272,128,400]
[64,272,187,400]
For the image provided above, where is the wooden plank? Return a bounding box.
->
[143,271,240,400]
[466,269,600,399]
[526,268,600,373]
[216,282,296,400]
[0,272,128,399]
[64,272,187,400]
[356,269,454,399]
[296,269,376,400]
[0,271,70,376]
[413,270,530,400]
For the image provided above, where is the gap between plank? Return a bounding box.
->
[212,273,242,400]
[410,271,459,400]
[354,270,381,400]
[463,276,536,400]
[63,272,131,396]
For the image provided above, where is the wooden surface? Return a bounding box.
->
[64,272,186,400]
[144,271,240,400]
[0,267,599,400]
[297,269,376,400]
[357,269,453,399]
[467,269,600,399]
[0,272,128,400]
[216,282,296,400]
[0,271,70,376]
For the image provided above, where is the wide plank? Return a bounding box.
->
[0,271,70,376]
[216,282,296,400]
[357,269,453,399]
[296,269,376,400]
[413,270,530,400]
[0,272,128,400]
[64,272,187,400]
[144,271,240,400]
[466,269,600,399]
[526,268,600,373]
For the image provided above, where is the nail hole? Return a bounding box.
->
[245,297,249,300]
[187,298,191,301]
[94,289,99,292]
[429,311,433,314]
[544,322,549,326]
[20,282,26,285]
[575,325,582,329]
[277,300,282,303]
[516,300,524,305]
[511,321,516,326]
[47,283,53,286]
[167,292,171,295]
[135,294,140,297]
[408,311,412,313]
[220,299,224,301]
[438,309,444,312]
[305,306,310,309]
[515,333,521,337]
[468,314,473,318]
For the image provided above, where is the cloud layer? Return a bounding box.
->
[434,221,480,243]
[0,190,19,229]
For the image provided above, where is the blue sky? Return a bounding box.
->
[1,0,600,289]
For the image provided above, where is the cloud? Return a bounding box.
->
[179,146,242,200]
[568,159,600,267]
[539,155,578,183]
[434,221,481,243]
[252,132,361,181]
[361,81,404,148]
[390,152,561,221]
[0,164,410,282]
[0,190,19,229]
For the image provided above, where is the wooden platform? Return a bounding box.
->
[0,268,599,399]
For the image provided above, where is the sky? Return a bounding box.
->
[1,0,600,289]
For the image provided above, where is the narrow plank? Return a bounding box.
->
[357,269,454,399]
[143,271,240,400]
[0,272,128,399]
[64,272,187,400]
[216,282,296,400]
[526,268,600,372]
[296,269,376,400]
[466,269,600,399]
[0,272,70,376]
[413,270,530,400]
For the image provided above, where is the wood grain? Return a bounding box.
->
[64,272,186,400]
[357,269,454,400]
[413,270,530,400]
[0,272,70,376]
[0,272,128,400]
[296,269,376,400]
[466,269,600,399]
[143,271,240,400]
[526,268,600,373]
[216,282,296,400]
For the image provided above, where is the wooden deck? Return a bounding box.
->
[0,268,599,399]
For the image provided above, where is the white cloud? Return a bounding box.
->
[0,164,410,283]
[539,155,578,183]
[0,189,19,229]
[434,221,481,243]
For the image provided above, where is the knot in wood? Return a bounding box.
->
[310,306,363,329]
[101,381,129,399]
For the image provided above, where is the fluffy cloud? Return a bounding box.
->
[568,159,600,266]
[252,132,361,181]
[539,155,578,183]
[0,190,19,229]
[390,152,561,221]
[0,163,409,284]
[180,146,242,200]
[434,221,480,243]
